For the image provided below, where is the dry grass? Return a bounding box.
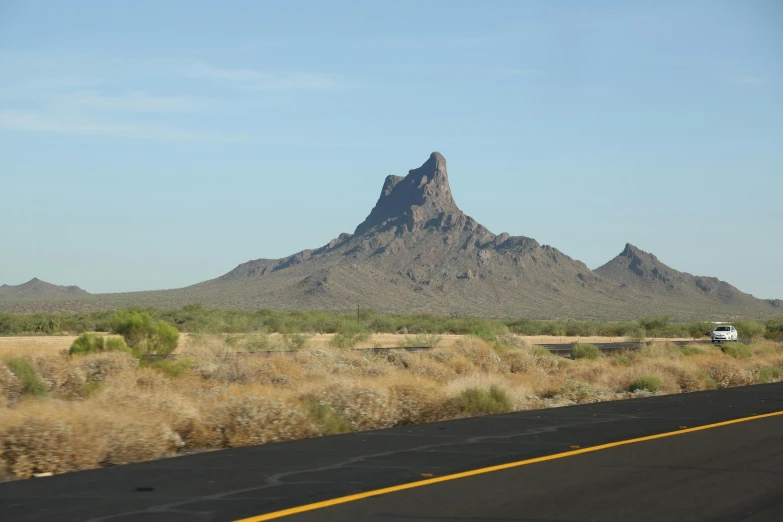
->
[0,335,780,480]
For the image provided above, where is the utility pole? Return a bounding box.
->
[357,305,360,324]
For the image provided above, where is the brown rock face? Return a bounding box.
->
[355,152,460,235]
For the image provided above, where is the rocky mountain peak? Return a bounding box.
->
[355,152,460,235]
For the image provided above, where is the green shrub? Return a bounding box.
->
[146,358,192,378]
[678,345,705,356]
[733,320,765,340]
[757,367,783,384]
[244,331,270,352]
[532,346,554,357]
[284,333,311,350]
[6,358,47,397]
[307,403,350,434]
[720,342,752,359]
[70,333,132,356]
[611,354,634,366]
[110,311,179,355]
[330,331,369,349]
[571,343,602,360]
[624,326,647,343]
[69,333,106,355]
[460,385,511,415]
[627,375,661,393]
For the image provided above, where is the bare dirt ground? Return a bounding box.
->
[0,333,699,356]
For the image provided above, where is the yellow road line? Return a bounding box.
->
[234,410,783,522]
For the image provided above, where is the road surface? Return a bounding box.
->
[0,383,781,522]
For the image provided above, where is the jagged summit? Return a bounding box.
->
[355,152,460,235]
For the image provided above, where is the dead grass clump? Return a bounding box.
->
[500,350,534,374]
[202,395,318,448]
[102,420,183,466]
[390,383,457,425]
[702,361,755,389]
[454,338,503,372]
[0,364,23,406]
[638,343,683,359]
[79,352,138,383]
[496,335,533,350]
[304,384,395,432]
[0,415,106,478]
[551,379,607,405]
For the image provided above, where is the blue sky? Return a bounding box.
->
[1,0,781,299]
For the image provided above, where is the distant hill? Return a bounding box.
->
[595,244,782,315]
[0,278,89,301]
[0,153,779,320]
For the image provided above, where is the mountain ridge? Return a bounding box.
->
[0,153,779,319]
[0,278,89,301]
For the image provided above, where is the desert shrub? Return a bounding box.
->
[678,345,705,356]
[454,338,504,372]
[553,379,605,404]
[306,402,350,434]
[204,395,318,448]
[733,320,765,341]
[764,317,783,340]
[757,366,783,384]
[329,332,369,349]
[1,418,100,478]
[145,358,192,378]
[703,361,754,388]
[390,383,456,425]
[398,333,442,348]
[283,333,311,350]
[305,385,395,432]
[460,385,511,415]
[720,342,752,359]
[699,372,719,390]
[638,343,682,359]
[0,364,24,405]
[6,358,47,397]
[102,421,183,466]
[627,375,661,393]
[69,334,131,356]
[625,326,647,343]
[69,333,105,355]
[571,343,602,360]
[110,311,179,356]
[78,352,139,383]
[244,331,270,352]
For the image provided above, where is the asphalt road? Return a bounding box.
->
[0,383,781,522]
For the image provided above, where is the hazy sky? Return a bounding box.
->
[1,1,781,298]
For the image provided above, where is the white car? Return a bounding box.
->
[711,325,738,343]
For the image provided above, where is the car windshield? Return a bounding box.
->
[715,326,731,331]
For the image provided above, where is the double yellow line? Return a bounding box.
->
[235,410,783,522]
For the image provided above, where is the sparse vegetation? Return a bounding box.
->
[69,333,131,355]
[757,366,783,384]
[719,342,753,359]
[1,308,771,341]
[627,375,661,393]
[460,385,511,415]
[571,343,602,360]
[6,358,47,397]
[1,333,781,480]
